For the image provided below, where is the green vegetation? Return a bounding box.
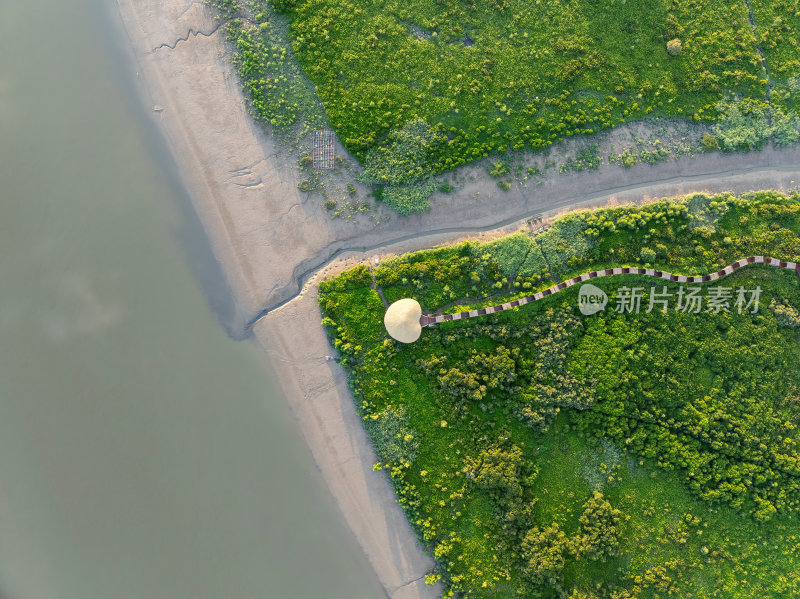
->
[749,0,800,113]
[771,297,800,329]
[220,0,326,139]
[209,0,240,19]
[700,133,719,152]
[713,97,800,151]
[320,191,800,598]
[354,117,445,212]
[211,0,800,213]
[666,38,682,56]
[608,143,672,168]
[285,0,774,170]
[297,176,318,192]
[489,161,510,178]
[560,144,601,173]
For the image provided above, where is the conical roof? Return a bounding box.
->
[384,298,422,343]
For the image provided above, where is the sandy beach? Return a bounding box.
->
[116,0,800,596]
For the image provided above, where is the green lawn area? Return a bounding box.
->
[320,191,800,598]
[210,0,800,212]
[285,0,768,169]
[750,0,800,113]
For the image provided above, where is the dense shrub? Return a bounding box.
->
[381,179,437,214]
[365,404,420,463]
[463,444,528,498]
[700,132,719,151]
[537,212,594,274]
[770,298,800,328]
[713,98,772,150]
[639,246,656,263]
[420,345,518,403]
[522,524,569,587]
[713,97,800,150]
[358,119,445,213]
[361,119,445,186]
[320,191,800,598]
[573,491,622,560]
[771,108,800,147]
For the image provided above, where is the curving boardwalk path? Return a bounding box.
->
[420,256,800,326]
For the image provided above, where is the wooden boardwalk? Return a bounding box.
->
[420,256,800,326]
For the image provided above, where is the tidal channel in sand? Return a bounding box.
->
[0,1,384,598]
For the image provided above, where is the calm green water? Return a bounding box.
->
[0,2,383,598]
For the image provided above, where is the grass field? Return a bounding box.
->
[286,0,771,166]
[319,191,800,598]
[211,0,800,212]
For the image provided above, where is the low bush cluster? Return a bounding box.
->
[771,297,800,328]
[366,404,420,463]
[713,97,800,151]
[224,2,325,137]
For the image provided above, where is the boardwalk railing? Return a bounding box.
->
[420,256,800,326]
